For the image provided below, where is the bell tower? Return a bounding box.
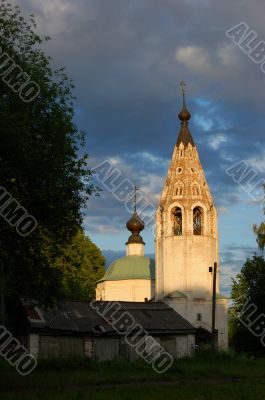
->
[155,84,228,349]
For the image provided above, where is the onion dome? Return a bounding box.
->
[126,212,145,244]
[176,82,195,147]
[178,102,191,122]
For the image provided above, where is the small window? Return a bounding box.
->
[197,313,202,321]
[177,167,182,173]
[191,168,195,173]
[175,186,183,196]
[192,186,200,196]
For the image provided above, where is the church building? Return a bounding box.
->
[96,90,228,350]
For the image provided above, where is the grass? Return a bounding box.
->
[1,351,265,399]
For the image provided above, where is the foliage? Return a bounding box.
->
[253,222,265,253]
[0,1,97,320]
[230,255,265,355]
[54,229,105,300]
[253,184,265,252]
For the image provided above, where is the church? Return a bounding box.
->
[18,90,228,359]
[96,90,228,350]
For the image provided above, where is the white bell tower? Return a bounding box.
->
[155,84,228,349]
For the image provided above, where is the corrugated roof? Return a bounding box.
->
[23,301,195,336]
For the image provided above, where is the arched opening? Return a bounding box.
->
[195,328,212,346]
[193,206,203,235]
[172,207,182,236]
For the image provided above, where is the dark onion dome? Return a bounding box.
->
[178,106,191,122]
[176,91,195,147]
[126,212,145,244]
[126,212,144,233]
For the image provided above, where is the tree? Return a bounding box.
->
[53,229,105,301]
[253,184,265,252]
[230,185,265,354]
[0,1,96,324]
[230,255,265,355]
[253,222,265,253]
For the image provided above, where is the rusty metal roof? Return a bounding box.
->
[23,301,195,336]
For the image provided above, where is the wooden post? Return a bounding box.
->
[211,262,217,351]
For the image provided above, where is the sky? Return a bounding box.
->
[15,0,265,296]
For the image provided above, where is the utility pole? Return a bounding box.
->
[210,262,217,351]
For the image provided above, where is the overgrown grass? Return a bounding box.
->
[1,351,265,400]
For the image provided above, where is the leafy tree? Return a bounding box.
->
[0,1,96,324]
[253,184,265,252]
[230,256,265,355]
[53,229,105,301]
[253,223,265,253]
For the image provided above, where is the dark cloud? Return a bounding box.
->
[13,1,265,289]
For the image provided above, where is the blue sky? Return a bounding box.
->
[16,0,265,295]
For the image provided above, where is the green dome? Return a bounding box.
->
[98,256,155,282]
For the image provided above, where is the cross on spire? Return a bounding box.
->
[179,81,187,108]
[179,81,186,96]
[133,186,139,213]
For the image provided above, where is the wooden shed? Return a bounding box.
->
[18,300,196,361]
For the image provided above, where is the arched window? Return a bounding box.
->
[172,207,182,236]
[193,207,203,235]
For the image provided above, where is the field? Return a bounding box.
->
[1,352,265,400]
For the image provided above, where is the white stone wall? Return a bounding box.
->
[126,243,144,256]
[155,144,219,299]
[165,298,228,350]
[96,279,155,301]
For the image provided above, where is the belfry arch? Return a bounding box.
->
[193,206,203,235]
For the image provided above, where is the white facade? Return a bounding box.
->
[96,232,155,302]
[95,97,228,350]
[155,105,228,349]
[96,279,155,302]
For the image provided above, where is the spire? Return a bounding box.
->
[126,187,145,245]
[176,82,195,147]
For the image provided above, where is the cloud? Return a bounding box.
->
[247,151,265,173]
[217,44,240,68]
[219,244,258,295]
[209,134,228,150]
[12,0,265,285]
[176,46,212,73]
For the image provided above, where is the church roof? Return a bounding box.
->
[98,255,155,282]
[176,123,195,147]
